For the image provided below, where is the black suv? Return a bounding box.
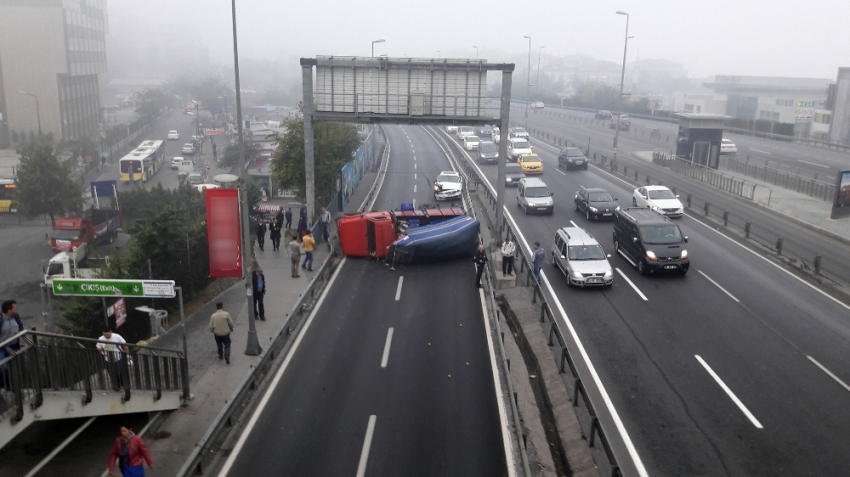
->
[558,147,588,170]
[612,207,689,275]
[574,188,618,220]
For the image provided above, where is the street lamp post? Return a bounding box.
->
[371,39,385,57]
[536,46,545,95]
[473,45,479,59]
[230,0,261,356]
[613,11,631,164]
[523,36,531,130]
[18,91,42,136]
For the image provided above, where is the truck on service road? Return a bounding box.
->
[43,251,109,285]
[51,207,121,261]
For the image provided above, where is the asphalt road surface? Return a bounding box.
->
[218,125,509,477]
[446,126,850,476]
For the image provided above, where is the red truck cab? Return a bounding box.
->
[51,209,121,256]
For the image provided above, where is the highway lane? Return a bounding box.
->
[516,104,850,180]
[515,108,850,284]
[445,128,850,476]
[219,125,508,477]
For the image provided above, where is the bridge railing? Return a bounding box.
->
[721,155,835,201]
[0,330,188,423]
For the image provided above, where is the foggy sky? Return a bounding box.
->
[108,0,849,80]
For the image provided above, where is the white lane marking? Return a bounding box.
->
[29,416,97,477]
[478,288,517,477]
[750,148,772,155]
[414,184,417,193]
[217,257,348,477]
[556,168,566,176]
[395,276,404,301]
[413,199,416,208]
[412,148,415,154]
[697,270,740,303]
[685,214,850,313]
[355,415,378,477]
[413,155,416,161]
[445,129,649,477]
[798,159,829,169]
[380,328,394,368]
[695,355,763,429]
[415,173,417,180]
[807,356,850,393]
[615,268,648,301]
[414,163,417,170]
[569,220,579,227]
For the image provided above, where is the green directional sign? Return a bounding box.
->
[52,279,176,298]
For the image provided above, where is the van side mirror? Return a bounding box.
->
[684,236,689,243]
[676,194,680,198]
[632,237,639,243]
[614,198,619,201]
[606,254,611,258]
[549,192,553,197]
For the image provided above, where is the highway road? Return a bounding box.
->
[511,106,850,285]
[445,127,850,476]
[217,125,510,477]
[514,104,850,181]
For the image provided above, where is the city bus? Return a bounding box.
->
[0,178,17,213]
[119,140,166,183]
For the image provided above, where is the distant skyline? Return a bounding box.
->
[107,0,849,80]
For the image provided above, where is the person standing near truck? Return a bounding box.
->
[532,242,546,282]
[474,244,488,288]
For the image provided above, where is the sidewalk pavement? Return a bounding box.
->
[632,150,850,243]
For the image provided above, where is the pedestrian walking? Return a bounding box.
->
[501,237,516,276]
[284,208,293,229]
[297,215,307,239]
[1,300,24,351]
[251,267,267,321]
[287,236,302,278]
[256,219,267,251]
[275,208,284,226]
[532,242,546,282]
[108,422,153,477]
[319,207,332,242]
[301,230,315,271]
[474,244,488,288]
[269,218,282,251]
[96,328,130,391]
[209,303,234,364]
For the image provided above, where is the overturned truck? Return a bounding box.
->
[387,215,480,265]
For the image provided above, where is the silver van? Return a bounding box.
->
[516,177,554,215]
[551,227,613,287]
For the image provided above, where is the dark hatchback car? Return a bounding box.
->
[558,147,588,170]
[504,163,526,186]
[574,188,619,220]
[595,110,612,120]
[477,141,499,164]
[478,124,495,136]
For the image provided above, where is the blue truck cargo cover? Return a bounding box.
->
[388,215,480,264]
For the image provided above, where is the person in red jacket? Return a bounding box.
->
[108,422,153,477]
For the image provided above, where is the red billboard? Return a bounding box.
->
[205,188,243,277]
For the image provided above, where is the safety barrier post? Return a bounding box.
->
[745,222,751,238]
[814,255,821,275]
[704,203,710,216]
[776,238,784,256]
[723,211,729,226]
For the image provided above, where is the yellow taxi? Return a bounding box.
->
[517,153,543,175]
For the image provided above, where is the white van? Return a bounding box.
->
[516,177,554,215]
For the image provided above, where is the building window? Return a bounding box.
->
[775,99,795,107]
[759,110,780,121]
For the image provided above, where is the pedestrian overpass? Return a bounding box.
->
[0,330,187,449]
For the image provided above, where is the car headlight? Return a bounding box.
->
[589,207,598,212]
[434,185,440,191]
[677,207,684,213]
[680,250,688,259]
[506,178,512,182]
[571,270,583,279]
[650,205,659,211]
[604,269,614,278]
[646,250,658,262]
[615,206,620,211]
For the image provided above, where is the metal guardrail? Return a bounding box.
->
[722,155,835,201]
[651,152,757,200]
[0,331,188,423]
[434,128,625,477]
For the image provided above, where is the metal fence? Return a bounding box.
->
[0,212,52,226]
[722,156,835,201]
[652,152,757,199]
[0,331,188,424]
[434,127,625,477]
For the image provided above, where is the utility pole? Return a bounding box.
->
[614,11,631,164]
[536,46,545,95]
[523,36,531,130]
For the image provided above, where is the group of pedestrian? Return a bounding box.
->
[474,237,546,287]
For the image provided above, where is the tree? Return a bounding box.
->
[59,136,99,170]
[220,142,259,169]
[271,118,360,207]
[135,88,169,119]
[15,139,82,224]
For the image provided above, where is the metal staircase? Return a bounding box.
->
[0,330,188,449]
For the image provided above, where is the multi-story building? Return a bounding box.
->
[828,68,850,145]
[0,0,108,143]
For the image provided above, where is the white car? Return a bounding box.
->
[463,135,481,150]
[492,127,500,144]
[446,125,459,133]
[456,126,474,141]
[171,156,185,169]
[507,137,532,161]
[530,101,544,109]
[194,183,220,192]
[182,143,195,155]
[167,130,180,140]
[186,173,204,185]
[720,138,737,155]
[633,185,684,218]
[433,171,463,201]
[509,127,529,140]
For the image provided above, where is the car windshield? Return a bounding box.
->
[525,187,549,198]
[514,128,527,134]
[460,127,473,133]
[640,225,683,244]
[53,229,82,240]
[437,174,461,183]
[648,189,677,200]
[589,192,614,202]
[522,155,541,163]
[46,262,65,276]
[505,164,522,173]
[512,140,530,149]
[466,136,480,142]
[566,149,584,157]
[479,143,497,153]
[568,245,606,260]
